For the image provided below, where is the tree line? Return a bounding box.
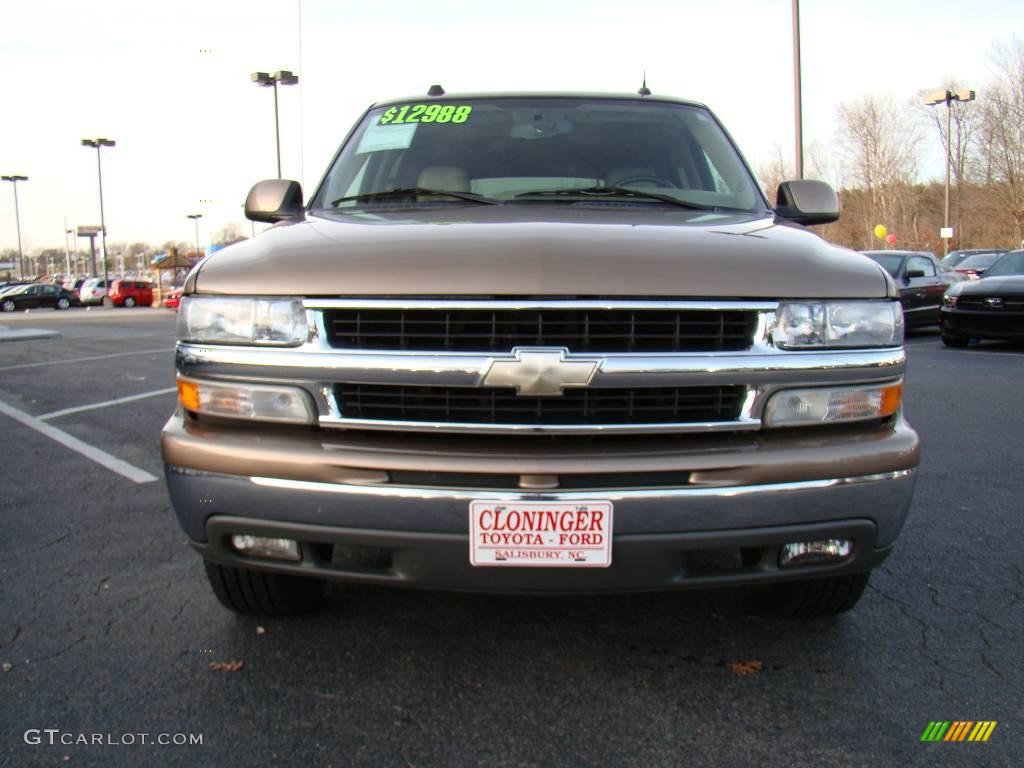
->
[761,38,1024,254]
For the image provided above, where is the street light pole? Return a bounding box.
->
[81,138,116,292]
[251,70,299,179]
[791,0,803,179]
[923,89,975,256]
[2,175,28,277]
[187,213,203,258]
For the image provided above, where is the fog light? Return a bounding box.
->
[230,535,301,562]
[779,539,852,567]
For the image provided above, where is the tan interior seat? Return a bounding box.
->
[417,166,470,191]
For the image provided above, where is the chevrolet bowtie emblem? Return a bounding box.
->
[984,297,1003,307]
[482,348,600,396]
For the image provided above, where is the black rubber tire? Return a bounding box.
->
[771,571,870,619]
[56,297,70,310]
[203,559,325,616]
[124,296,136,308]
[1,299,15,312]
[941,333,969,348]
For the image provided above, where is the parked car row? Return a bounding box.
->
[0,278,164,311]
[0,282,78,312]
[860,248,1024,347]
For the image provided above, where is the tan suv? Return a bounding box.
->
[162,91,919,618]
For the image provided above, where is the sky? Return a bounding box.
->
[0,0,1020,256]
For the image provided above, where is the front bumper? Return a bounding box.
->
[162,412,919,593]
[941,307,1024,340]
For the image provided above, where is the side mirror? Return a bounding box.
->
[904,269,926,281]
[775,180,840,226]
[244,179,304,223]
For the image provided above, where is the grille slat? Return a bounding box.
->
[324,308,757,352]
[336,384,745,425]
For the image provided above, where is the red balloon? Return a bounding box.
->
[885,233,897,245]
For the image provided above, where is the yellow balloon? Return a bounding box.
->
[874,224,888,239]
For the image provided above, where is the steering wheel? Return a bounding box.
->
[611,175,678,189]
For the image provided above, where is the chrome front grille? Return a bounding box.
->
[322,306,758,352]
[335,383,746,426]
[174,299,908,436]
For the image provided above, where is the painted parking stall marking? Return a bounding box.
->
[38,387,177,421]
[469,501,613,567]
[0,398,158,484]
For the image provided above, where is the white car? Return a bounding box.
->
[78,278,109,305]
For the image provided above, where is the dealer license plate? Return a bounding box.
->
[469,500,613,567]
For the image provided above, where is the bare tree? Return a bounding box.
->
[835,95,921,247]
[978,39,1024,243]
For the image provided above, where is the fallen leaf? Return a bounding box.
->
[726,660,762,676]
[2,662,12,673]
[208,660,245,672]
[255,626,266,636]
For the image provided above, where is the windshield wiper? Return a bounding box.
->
[514,186,715,210]
[331,187,501,206]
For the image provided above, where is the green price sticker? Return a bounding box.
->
[379,104,473,125]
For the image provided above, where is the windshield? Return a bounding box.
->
[958,253,1002,270]
[863,253,904,277]
[982,250,1024,277]
[312,97,765,213]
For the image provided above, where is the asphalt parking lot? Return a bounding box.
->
[0,311,1021,767]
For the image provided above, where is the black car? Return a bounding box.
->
[0,283,77,312]
[941,250,1024,346]
[861,250,950,328]
[940,248,1007,271]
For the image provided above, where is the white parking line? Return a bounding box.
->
[0,398,158,484]
[0,347,174,372]
[39,387,178,421]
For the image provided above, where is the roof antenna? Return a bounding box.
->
[638,70,651,96]
[427,84,445,96]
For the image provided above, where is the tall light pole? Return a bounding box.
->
[187,213,203,258]
[791,0,803,179]
[251,70,299,178]
[81,138,115,291]
[2,175,28,277]
[924,89,975,256]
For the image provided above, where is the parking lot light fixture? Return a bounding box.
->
[81,138,116,290]
[2,175,28,277]
[187,213,203,258]
[923,89,975,257]
[252,70,299,179]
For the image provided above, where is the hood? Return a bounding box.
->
[956,275,1024,295]
[192,206,891,299]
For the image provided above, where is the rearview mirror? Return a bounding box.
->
[244,179,304,223]
[774,180,840,226]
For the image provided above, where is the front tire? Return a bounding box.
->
[1,299,15,313]
[203,559,325,616]
[124,296,136,308]
[771,571,870,618]
[56,297,71,310]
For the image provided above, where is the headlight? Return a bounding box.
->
[942,283,963,307]
[772,301,903,349]
[178,297,308,345]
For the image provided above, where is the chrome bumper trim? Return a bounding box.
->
[247,469,915,501]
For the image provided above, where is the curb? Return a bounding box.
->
[0,326,61,342]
